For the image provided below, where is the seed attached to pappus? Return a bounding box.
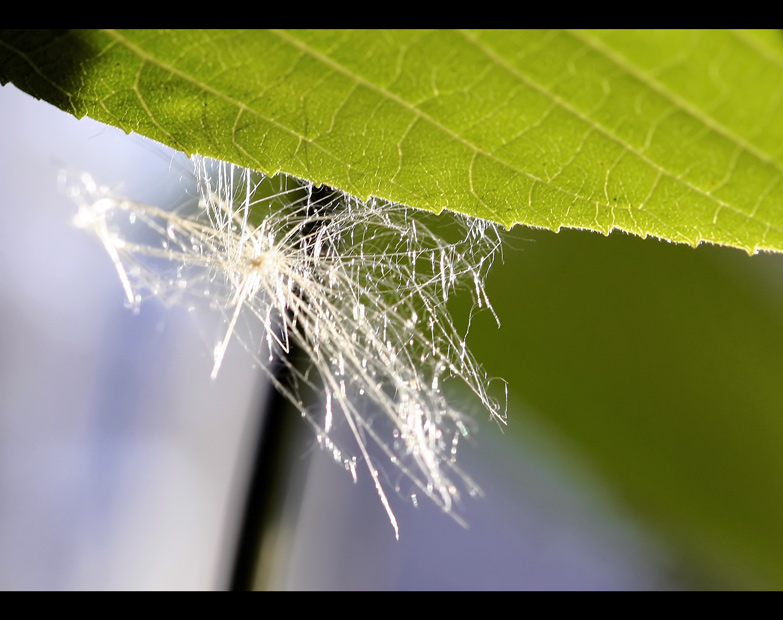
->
[67,156,506,539]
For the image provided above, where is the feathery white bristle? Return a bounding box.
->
[67,156,506,538]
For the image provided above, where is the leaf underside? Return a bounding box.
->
[2,29,783,253]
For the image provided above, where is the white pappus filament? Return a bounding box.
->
[67,156,507,539]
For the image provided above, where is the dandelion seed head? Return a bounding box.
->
[68,156,507,539]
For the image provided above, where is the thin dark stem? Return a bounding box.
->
[228,184,339,590]
[229,360,285,590]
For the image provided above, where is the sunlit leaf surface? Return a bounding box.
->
[2,30,783,252]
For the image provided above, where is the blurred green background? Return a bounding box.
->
[462,224,783,588]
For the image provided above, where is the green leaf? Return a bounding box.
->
[465,226,783,588]
[2,29,783,253]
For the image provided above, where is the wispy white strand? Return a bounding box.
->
[67,157,506,538]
